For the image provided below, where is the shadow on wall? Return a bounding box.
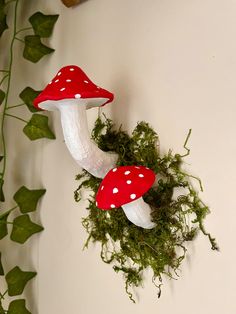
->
[109,72,132,130]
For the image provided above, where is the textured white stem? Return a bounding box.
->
[57,102,118,178]
[122,197,156,229]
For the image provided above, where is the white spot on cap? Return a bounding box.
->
[97,86,101,89]
[75,94,81,99]
[113,188,118,194]
[49,81,52,84]
[125,171,131,175]
[70,68,75,71]
[58,72,61,76]
[139,174,144,178]
[110,204,116,208]
[96,201,98,206]
[127,180,132,184]
[135,166,140,169]
[55,79,59,83]
[101,186,104,190]
[66,79,71,82]
[60,87,65,91]
[112,168,117,172]
[130,194,136,200]
[84,80,89,83]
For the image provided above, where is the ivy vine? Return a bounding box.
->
[75,115,218,302]
[0,1,58,313]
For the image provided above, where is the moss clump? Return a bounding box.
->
[74,115,218,302]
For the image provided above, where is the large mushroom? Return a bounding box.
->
[96,165,157,229]
[33,65,118,178]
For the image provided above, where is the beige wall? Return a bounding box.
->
[2,0,236,313]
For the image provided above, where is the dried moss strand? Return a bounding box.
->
[180,129,192,158]
[198,220,219,251]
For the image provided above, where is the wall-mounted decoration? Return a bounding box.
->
[61,0,88,8]
[96,165,157,229]
[75,115,219,302]
[34,65,218,302]
[34,65,118,178]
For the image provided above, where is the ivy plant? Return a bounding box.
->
[0,0,58,313]
[75,115,218,302]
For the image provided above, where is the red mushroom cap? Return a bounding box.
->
[96,166,156,210]
[33,65,114,110]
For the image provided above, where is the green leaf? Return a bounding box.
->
[23,35,54,63]
[0,89,5,105]
[6,266,36,296]
[0,0,8,37]
[10,214,44,244]
[14,186,46,213]
[0,179,4,202]
[0,252,4,275]
[8,299,31,314]
[29,12,59,38]
[23,114,55,140]
[19,87,42,112]
[0,209,10,239]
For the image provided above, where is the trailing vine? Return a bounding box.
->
[0,1,58,313]
[75,114,218,302]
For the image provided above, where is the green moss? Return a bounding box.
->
[75,115,218,302]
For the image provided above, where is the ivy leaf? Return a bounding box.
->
[0,209,10,239]
[0,0,8,37]
[14,186,46,213]
[6,266,36,296]
[0,252,4,275]
[10,214,44,244]
[0,89,5,105]
[29,12,59,38]
[19,87,42,112]
[23,114,55,140]
[8,299,31,314]
[23,35,54,63]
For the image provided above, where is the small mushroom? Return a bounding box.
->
[96,165,157,229]
[33,65,118,178]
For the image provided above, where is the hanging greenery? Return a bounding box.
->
[75,114,218,302]
[0,1,58,313]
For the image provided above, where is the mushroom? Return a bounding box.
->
[96,165,157,229]
[33,65,118,178]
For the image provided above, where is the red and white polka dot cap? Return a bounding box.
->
[33,65,114,110]
[96,165,156,210]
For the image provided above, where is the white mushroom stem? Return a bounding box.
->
[56,101,118,178]
[122,197,156,229]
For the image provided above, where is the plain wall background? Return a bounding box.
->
[1,0,236,313]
